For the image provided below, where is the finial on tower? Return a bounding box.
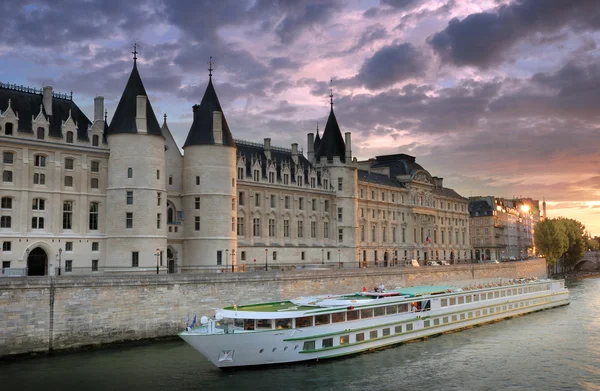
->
[208,56,213,78]
[132,42,138,63]
[104,109,108,123]
[163,113,167,125]
[329,78,334,109]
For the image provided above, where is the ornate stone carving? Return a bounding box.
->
[413,171,433,184]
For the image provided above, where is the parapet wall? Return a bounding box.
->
[0,259,546,358]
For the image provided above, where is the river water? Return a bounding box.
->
[2,278,600,391]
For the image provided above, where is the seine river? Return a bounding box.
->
[2,278,600,391]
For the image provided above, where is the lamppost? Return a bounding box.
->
[226,249,229,272]
[155,248,160,274]
[321,249,324,265]
[58,248,62,276]
[231,249,235,273]
[265,249,268,271]
[338,249,341,269]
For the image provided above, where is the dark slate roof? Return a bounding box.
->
[370,154,426,177]
[183,78,235,148]
[106,62,163,137]
[358,169,406,189]
[434,187,468,201]
[235,140,314,185]
[315,107,345,163]
[314,128,321,152]
[469,200,493,217]
[0,85,92,140]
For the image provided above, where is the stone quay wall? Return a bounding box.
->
[0,259,546,358]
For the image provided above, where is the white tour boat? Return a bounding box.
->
[179,278,569,368]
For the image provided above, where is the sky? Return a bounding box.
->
[0,0,599,235]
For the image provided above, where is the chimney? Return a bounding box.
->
[94,96,104,122]
[43,86,53,116]
[136,95,147,133]
[264,138,271,160]
[307,133,315,162]
[345,132,352,161]
[432,177,443,188]
[213,111,222,145]
[291,143,298,165]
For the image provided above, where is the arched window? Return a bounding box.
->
[169,175,173,185]
[66,131,74,143]
[167,206,175,224]
[37,127,45,140]
[5,122,13,136]
[196,176,200,186]
[92,135,99,146]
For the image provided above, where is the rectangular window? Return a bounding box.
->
[255,193,261,207]
[32,198,45,210]
[406,323,413,331]
[157,192,161,206]
[337,207,343,222]
[33,173,45,185]
[62,201,73,229]
[311,221,316,238]
[272,251,277,261]
[324,200,329,212]
[156,170,160,180]
[356,332,365,342]
[64,158,74,170]
[92,242,99,252]
[302,341,315,351]
[301,251,305,261]
[253,218,260,237]
[395,325,402,334]
[126,212,133,228]
[1,197,11,209]
[338,229,343,242]
[270,194,276,208]
[322,338,333,348]
[284,220,290,238]
[237,217,244,236]
[91,178,99,189]
[370,330,378,339]
[337,177,343,191]
[340,335,349,345]
[65,260,72,272]
[127,191,133,205]
[89,202,99,230]
[2,241,11,251]
[298,221,303,238]
[311,198,316,211]
[324,222,329,239]
[195,197,200,210]
[241,251,246,261]
[3,152,13,164]
[285,196,290,209]
[64,176,73,187]
[91,161,100,172]
[0,216,11,228]
[92,260,98,272]
[195,216,200,231]
[157,213,161,229]
[34,155,46,167]
[269,219,275,237]
[127,167,133,178]
[238,192,244,205]
[2,170,13,182]
[65,242,73,251]
[132,251,139,267]
[299,197,304,210]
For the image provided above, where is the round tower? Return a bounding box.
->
[182,73,237,268]
[105,55,167,271]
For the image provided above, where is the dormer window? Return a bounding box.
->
[92,135,99,146]
[253,170,260,182]
[283,173,289,185]
[310,177,316,188]
[237,167,244,180]
[268,171,275,184]
[297,176,302,186]
[66,131,74,143]
[5,123,13,135]
[37,127,44,140]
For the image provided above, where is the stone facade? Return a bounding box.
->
[0,259,547,358]
[0,58,471,276]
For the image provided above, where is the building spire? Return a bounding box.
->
[329,78,334,109]
[104,109,107,123]
[163,113,167,126]
[132,42,138,63]
[208,56,213,79]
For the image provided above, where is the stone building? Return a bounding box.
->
[468,196,537,261]
[0,55,471,275]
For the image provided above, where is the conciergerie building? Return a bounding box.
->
[0,53,471,276]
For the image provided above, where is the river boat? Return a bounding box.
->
[178,278,569,368]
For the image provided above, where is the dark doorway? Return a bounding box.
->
[167,248,175,274]
[27,248,48,276]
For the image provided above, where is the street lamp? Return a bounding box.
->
[321,249,324,265]
[226,249,229,272]
[231,249,235,273]
[265,249,268,271]
[338,249,341,269]
[58,248,62,276]
[155,248,160,274]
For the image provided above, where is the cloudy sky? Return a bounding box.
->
[1,0,599,235]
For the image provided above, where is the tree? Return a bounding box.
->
[534,219,568,270]
[557,218,587,271]
[588,238,599,251]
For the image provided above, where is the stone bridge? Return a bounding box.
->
[574,251,600,270]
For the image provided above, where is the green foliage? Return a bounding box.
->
[557,218,587,269]
[588,238,599,251]
[534,219,568,265]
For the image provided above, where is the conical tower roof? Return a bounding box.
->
[315,106,345,163]
[107,60,163,137]
[314,125,321,153]
[183,77,235,148]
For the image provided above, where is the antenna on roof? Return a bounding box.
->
[329,78,334,109]
[132,42,138,63]
[208,56,213,79]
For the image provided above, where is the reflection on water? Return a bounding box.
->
[1,279,600,391]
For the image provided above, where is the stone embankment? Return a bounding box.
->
[0,259,546,359]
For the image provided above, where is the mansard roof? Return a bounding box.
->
[0,84,92,140]
[434,187,468,201]
[235,140,315,185]
[183,78,235,148]
[106,62,163,137]
[369,154,427,177]
[315,107,345,163]
[358,169,406,189]
[469,200,494,217]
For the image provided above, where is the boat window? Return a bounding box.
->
[487,292,493,300]
[296,316,313,328]
[460,313,466,320]
[406,323,413,331]
[473,294,479,302]
[490,308,495,314]
[468,312,473,319]
[502,305,507,311]
[256,319,272,329]
[370,330,378,339]
[315,314,330,326]
[303,341,315,351]
[494,291,500,298]
[347,310,359,321]
[424,320,430,328]
[442,316,449,324]
[449,297,456,306]
[475,310,480,317]
[374,307,385,317]
[244,319,255,330]
[497,306,502,312]
[382,328,390,336]
[395,325,402,334]
[398,303,409,313]
[422,300,431,311]
[356,332,365,342]
[520,302,525,307]
[360,308,373,319]
[332,312,345,323]
[457,296,464,304]
[275,319,292,329]
[322,338,333,348]
[386,305,398,315]
[234,318,244,329]
[452,315,457,321]
[340,335,349,345]
[482,309,487,315]
[513,288,517,295]
[433,318,440,325]
[440,298,448,307]
[518,288,522,294]
[465,295,472,303]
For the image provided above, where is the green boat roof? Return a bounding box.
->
[395,285,456,297]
